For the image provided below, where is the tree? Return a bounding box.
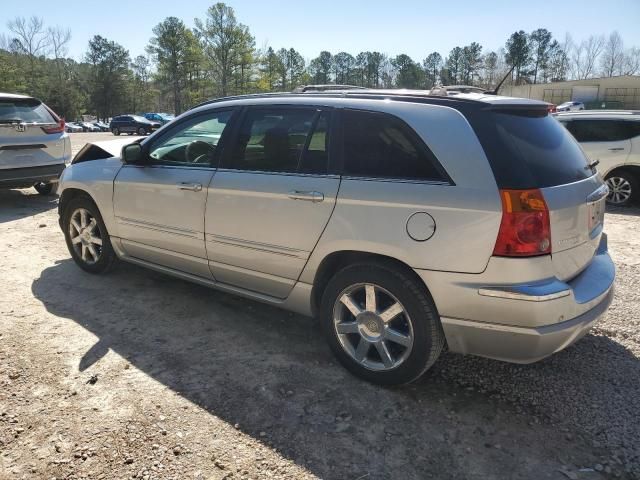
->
[529,28,552,83]
[423,52,442,88]
[333,52,355,84]
[546,40,569,82]
[392,54,422,88]
[309,51,333,84]
[573,35,605,79]
[7,16,50,94]
[85,35,131,119]
[445,47,463,84]
[461,42,482,84]
[601,31,625,77]
[482,51,498,88]
[194,3,253,96]
[505,30,530,84]
[258,46,283,91]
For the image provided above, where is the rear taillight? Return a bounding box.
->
[41,118,65,134]
[493,189,551,257]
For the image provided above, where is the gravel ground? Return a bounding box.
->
[0,134,638,479]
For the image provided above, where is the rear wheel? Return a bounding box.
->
[137,126,146,135]
[320,263,445,385]
[112,127,120,136]
[63,196,117,274]
[606,172,637,206]
[34,182,54,195]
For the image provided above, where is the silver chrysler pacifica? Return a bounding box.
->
[57,90,615,385]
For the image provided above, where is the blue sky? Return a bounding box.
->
[2,0,640,62]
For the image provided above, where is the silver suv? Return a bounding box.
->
[57,90,615,385]
[0,93,71,194]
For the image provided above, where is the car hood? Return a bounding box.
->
[72,138,139,164]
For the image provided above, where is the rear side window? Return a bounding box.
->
[471,110,594,188]
[565,120,639,142]
[342,110,446,181]
[0,98,56,124]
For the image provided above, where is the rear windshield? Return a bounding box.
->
[0,98,56,124]
[470,109,594,188]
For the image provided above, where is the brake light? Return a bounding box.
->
[41,118,65,134]
[493,189,551,257]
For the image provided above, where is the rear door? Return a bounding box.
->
[205,106,339,298]
[561,119,631,176]
[0,96,66,170]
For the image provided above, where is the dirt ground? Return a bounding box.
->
[0,133,639,480]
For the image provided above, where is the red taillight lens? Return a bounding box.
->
[41,118,65,134]
[493,189,551,257]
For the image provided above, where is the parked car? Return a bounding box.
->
[79,122,101,132]
[557,111,640,206]
[58,89,614,385]
[65,122,83,133]
[144,112,175,125]
[557,101,585,112]
[110,115,159,136]
[93,121,110,132]
[0,92,71,194]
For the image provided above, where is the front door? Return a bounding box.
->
[205,106,340,298]
[113,109,234,277]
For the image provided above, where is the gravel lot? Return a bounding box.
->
[0,133,638,479]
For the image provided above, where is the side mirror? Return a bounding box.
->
[121,143,145,164]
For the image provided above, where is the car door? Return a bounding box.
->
[113,109,235,278]
[563,119,631,175]
[205,106,340,298]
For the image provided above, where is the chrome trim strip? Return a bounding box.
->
[117,217,200,239]
[206,234,308,258]
[478,287,571,302]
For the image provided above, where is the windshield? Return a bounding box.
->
[132,115,149,123]
[0,98,56,124]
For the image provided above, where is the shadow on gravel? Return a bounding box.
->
[0,188,58,224]
[606,205,640,217]
[32,259,635,479]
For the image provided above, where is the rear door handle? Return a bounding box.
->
[608,147,625,151]
[177,182,202,192]
[287,190,324,202]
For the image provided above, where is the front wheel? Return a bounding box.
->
[137,127,146,135]
[320,263,445,385]
[34,182,54,195]
[63,196,117,274]
[112,128,120,136]
[606,172,637,206]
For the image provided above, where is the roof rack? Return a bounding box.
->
[292,84,367,93]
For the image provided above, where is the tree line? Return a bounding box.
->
[1,3,639,120]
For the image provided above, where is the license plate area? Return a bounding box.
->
[588,197,605,233]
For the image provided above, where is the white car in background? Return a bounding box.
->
[0,93,71,195]
[65,122,83,133]
[557,111,640,205]
[557,101,585,112]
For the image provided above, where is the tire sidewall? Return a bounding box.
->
[113,128,120,136]
[607,173,638,206]
[63,196,116,274]
[320,263,442,385]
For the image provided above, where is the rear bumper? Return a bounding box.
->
[0,163,66,188]
[417,234,615,363]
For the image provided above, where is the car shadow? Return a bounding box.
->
[31,259,639,479]
[606,204,640,217]
[0,188,58,224]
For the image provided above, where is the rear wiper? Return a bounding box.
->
[587,160,600,170]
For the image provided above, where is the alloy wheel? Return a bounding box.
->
[69,208,103,265]
[333,283,414,371]
[606,176,632,205]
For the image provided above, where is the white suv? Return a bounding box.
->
[557,111,640,206]
[0,93,71,194]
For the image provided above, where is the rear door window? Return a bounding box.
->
[342,109,447,181]
[0,98,56,124]
[566,120,635,142]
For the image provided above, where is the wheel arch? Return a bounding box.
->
[309,250,434,318]
[604,164,640,181]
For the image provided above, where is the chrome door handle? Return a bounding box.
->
[177,182,202,192]
[608,147,625,151]
[287,190,324,202]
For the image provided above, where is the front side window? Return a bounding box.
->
[226,108,329,174]
[342,109,445,181]
[148,110,232,166]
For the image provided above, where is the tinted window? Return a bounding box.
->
[148,110,232,166]
[342,110,445,181]
[227,108,329,174]
[566,120,638,142]
[0,98,55,123]
[490,111,593,187]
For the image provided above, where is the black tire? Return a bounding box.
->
[605,171,638,206]
[137,126,146,135]
[34,182,54,195]
[320,262,445,385]
[62,195,117,274]
[112,128,120,136]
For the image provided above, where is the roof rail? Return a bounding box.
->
[292,84,367,93]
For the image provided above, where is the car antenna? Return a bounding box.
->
[485,65,515,95]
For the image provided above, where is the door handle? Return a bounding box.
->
[608,147,625,151]
[177,182,202,192]
[287,190,324,202]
